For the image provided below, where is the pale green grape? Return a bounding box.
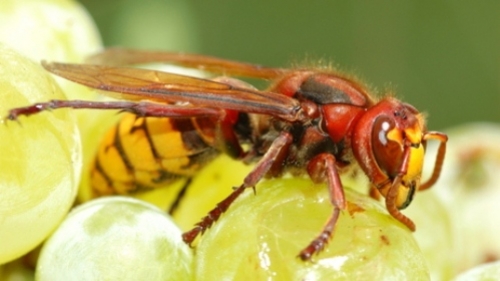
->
[425,123,500,275]
[0,0,106,210]
[0,0,103,109]
[453,261,500,281]
[0,0,103,268]
[405,123,500,280]
[195,178,430,281]
[405,181,454,281]
[0,45,81,264]
[36,197,193,281]
[164,154,253,231]
[0,0,102,66]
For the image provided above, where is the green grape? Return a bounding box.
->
[0,45,81,264]
[36,197,194,281]
[0,0,106,209]
[405,183,454,281]
[0,0,110,208]
[404,123,500,280]
[0,0,104,268]
[0,0,103,109]
[425,123,500,275]
[165,154,253,231]
[195,178,430,281]
[453,261,500,281]
[0,0,102,65]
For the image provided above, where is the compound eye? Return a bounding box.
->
[371,116,403,177]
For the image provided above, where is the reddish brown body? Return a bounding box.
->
[7,49,448,260]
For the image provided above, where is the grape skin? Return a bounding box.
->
[194,178,430,281]
[36,197,194,281]
[0,45,81,264]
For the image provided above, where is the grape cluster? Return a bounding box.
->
[2,1,500,280]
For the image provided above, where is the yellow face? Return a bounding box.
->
[395,144,424,208]
[373,113,426,209]
[392,117,426,208]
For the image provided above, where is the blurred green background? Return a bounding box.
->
[80,0,499,130]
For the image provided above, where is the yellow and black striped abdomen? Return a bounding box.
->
[91,113,219,196]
